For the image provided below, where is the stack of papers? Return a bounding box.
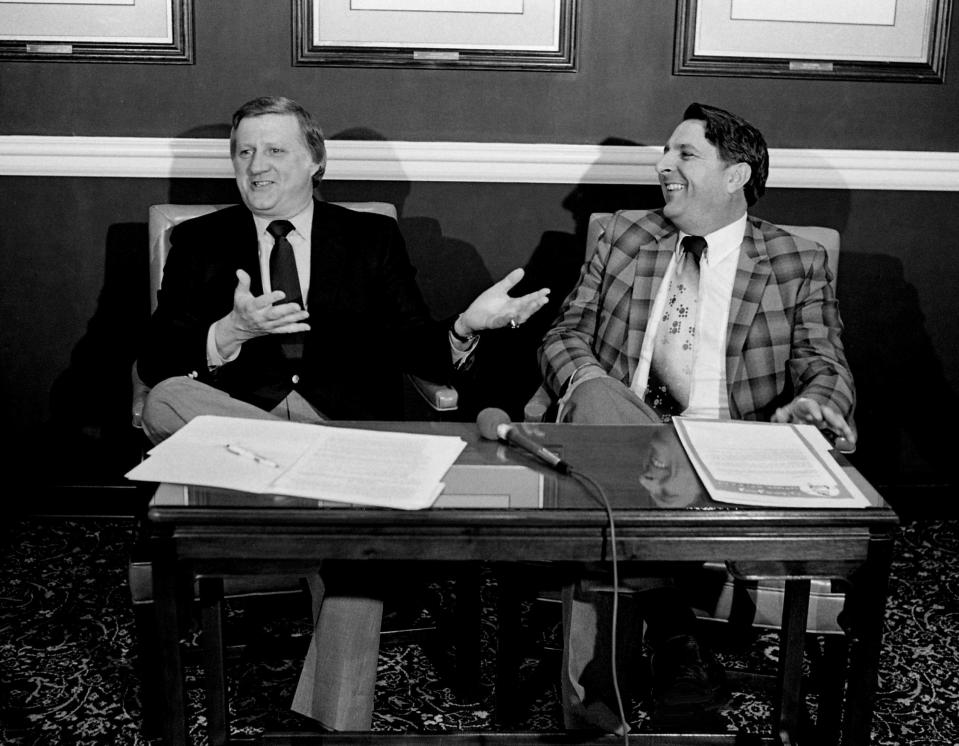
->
[673,417,870,508]
[125,415,467,510]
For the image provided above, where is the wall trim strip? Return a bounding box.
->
[2,135,958,191]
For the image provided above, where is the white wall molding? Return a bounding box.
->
[2,135,958,191]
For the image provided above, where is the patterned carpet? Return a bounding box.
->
[1,517,957,745]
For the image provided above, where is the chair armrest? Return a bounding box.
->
[523,385,554,423]
[407,374,458,412]
[131,361,150,429]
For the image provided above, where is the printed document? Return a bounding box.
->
[673,417,870,508]
[125,415,466,510]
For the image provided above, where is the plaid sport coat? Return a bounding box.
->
[539,209,855,421]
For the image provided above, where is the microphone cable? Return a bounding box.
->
[475,409,628,738]
[568,465,629,743]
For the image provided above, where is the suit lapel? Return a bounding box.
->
[624,222,676,382]
[229,208,262,296]
[725,218,772,393]
[306,200,347,312]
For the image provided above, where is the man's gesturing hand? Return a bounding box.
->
[457,268,550,334]
[214,269,311,358]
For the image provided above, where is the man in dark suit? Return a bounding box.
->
[137,96,549,729]
[138,96,548,441]
[539,103,856,730]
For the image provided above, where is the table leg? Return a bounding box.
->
[153,548,190,746]
[453,564,482,702]
[841,533,895,746]
[776,579,810,746]
[813,634,848,746]
[199,577,229,746]
[494,565,524,726]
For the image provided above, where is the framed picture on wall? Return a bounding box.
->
[294,0,577,71]
[0,0,193,63]
[674,0,952,82]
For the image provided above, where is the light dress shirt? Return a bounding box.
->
[630,213,747,419]
[206,202,314,367]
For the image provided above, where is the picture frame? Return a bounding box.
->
[674,0,952,82]
[294,0,577,71]
[0,0,193,64]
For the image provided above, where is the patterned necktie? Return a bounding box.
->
[267,219,304,360]
[645,235,707,418]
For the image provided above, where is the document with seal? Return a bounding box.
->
[673,417,871,508]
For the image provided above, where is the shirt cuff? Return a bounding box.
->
[449,331,480,368]
[206,323,240,370]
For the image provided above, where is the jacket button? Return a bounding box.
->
[291,374,300,385]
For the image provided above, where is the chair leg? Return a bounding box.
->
[776,579,810,746]
[131,602,165,739]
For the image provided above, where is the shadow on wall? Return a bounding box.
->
[41,124,240,490]
[760,187,958,511]
[42,220,150,487]
[321,127,492,322]
[461,137,665,421]
[839,251,959,510]
[321,128,497,420]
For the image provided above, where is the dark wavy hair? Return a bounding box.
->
[683,102,768,206]
[229,96,326,185]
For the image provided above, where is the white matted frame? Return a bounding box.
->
[0,0,193,63]
[294,0,577,71]
[675,0,952,82]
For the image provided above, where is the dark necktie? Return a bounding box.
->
[645,235,707,419]
[267,219,304,360]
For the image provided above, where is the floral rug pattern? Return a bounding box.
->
[1,518,956,745]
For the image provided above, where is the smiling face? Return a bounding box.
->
[656,119,749,236]
[232,113,321,220]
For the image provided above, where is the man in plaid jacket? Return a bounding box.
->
[539,103,856,730]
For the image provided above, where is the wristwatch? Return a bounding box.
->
[450,316,478,344]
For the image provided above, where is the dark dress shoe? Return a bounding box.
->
[650,634,728,713]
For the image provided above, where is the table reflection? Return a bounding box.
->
[155,423,721,512]
[638,427,710,508]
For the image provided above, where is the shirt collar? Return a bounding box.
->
[251,199,314,241]
[676,212,747,265]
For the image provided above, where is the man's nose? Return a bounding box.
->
[249,151,267,172]
[656,151,673,174]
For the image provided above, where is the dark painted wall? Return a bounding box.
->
[4,1,959,150]
[1,1,957,510]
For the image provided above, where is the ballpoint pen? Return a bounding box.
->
[225,443,280,469]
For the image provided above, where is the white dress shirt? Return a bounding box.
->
[206,203,314,367]
[630,213,747,419]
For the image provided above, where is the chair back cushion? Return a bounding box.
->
[147,201,397,312]
[585,212,840,283]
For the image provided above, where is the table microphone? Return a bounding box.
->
[476,407,570,474]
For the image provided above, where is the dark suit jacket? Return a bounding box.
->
[540,209,855,421]
[137,200,456,420]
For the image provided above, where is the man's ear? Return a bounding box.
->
[726,162,751,194]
